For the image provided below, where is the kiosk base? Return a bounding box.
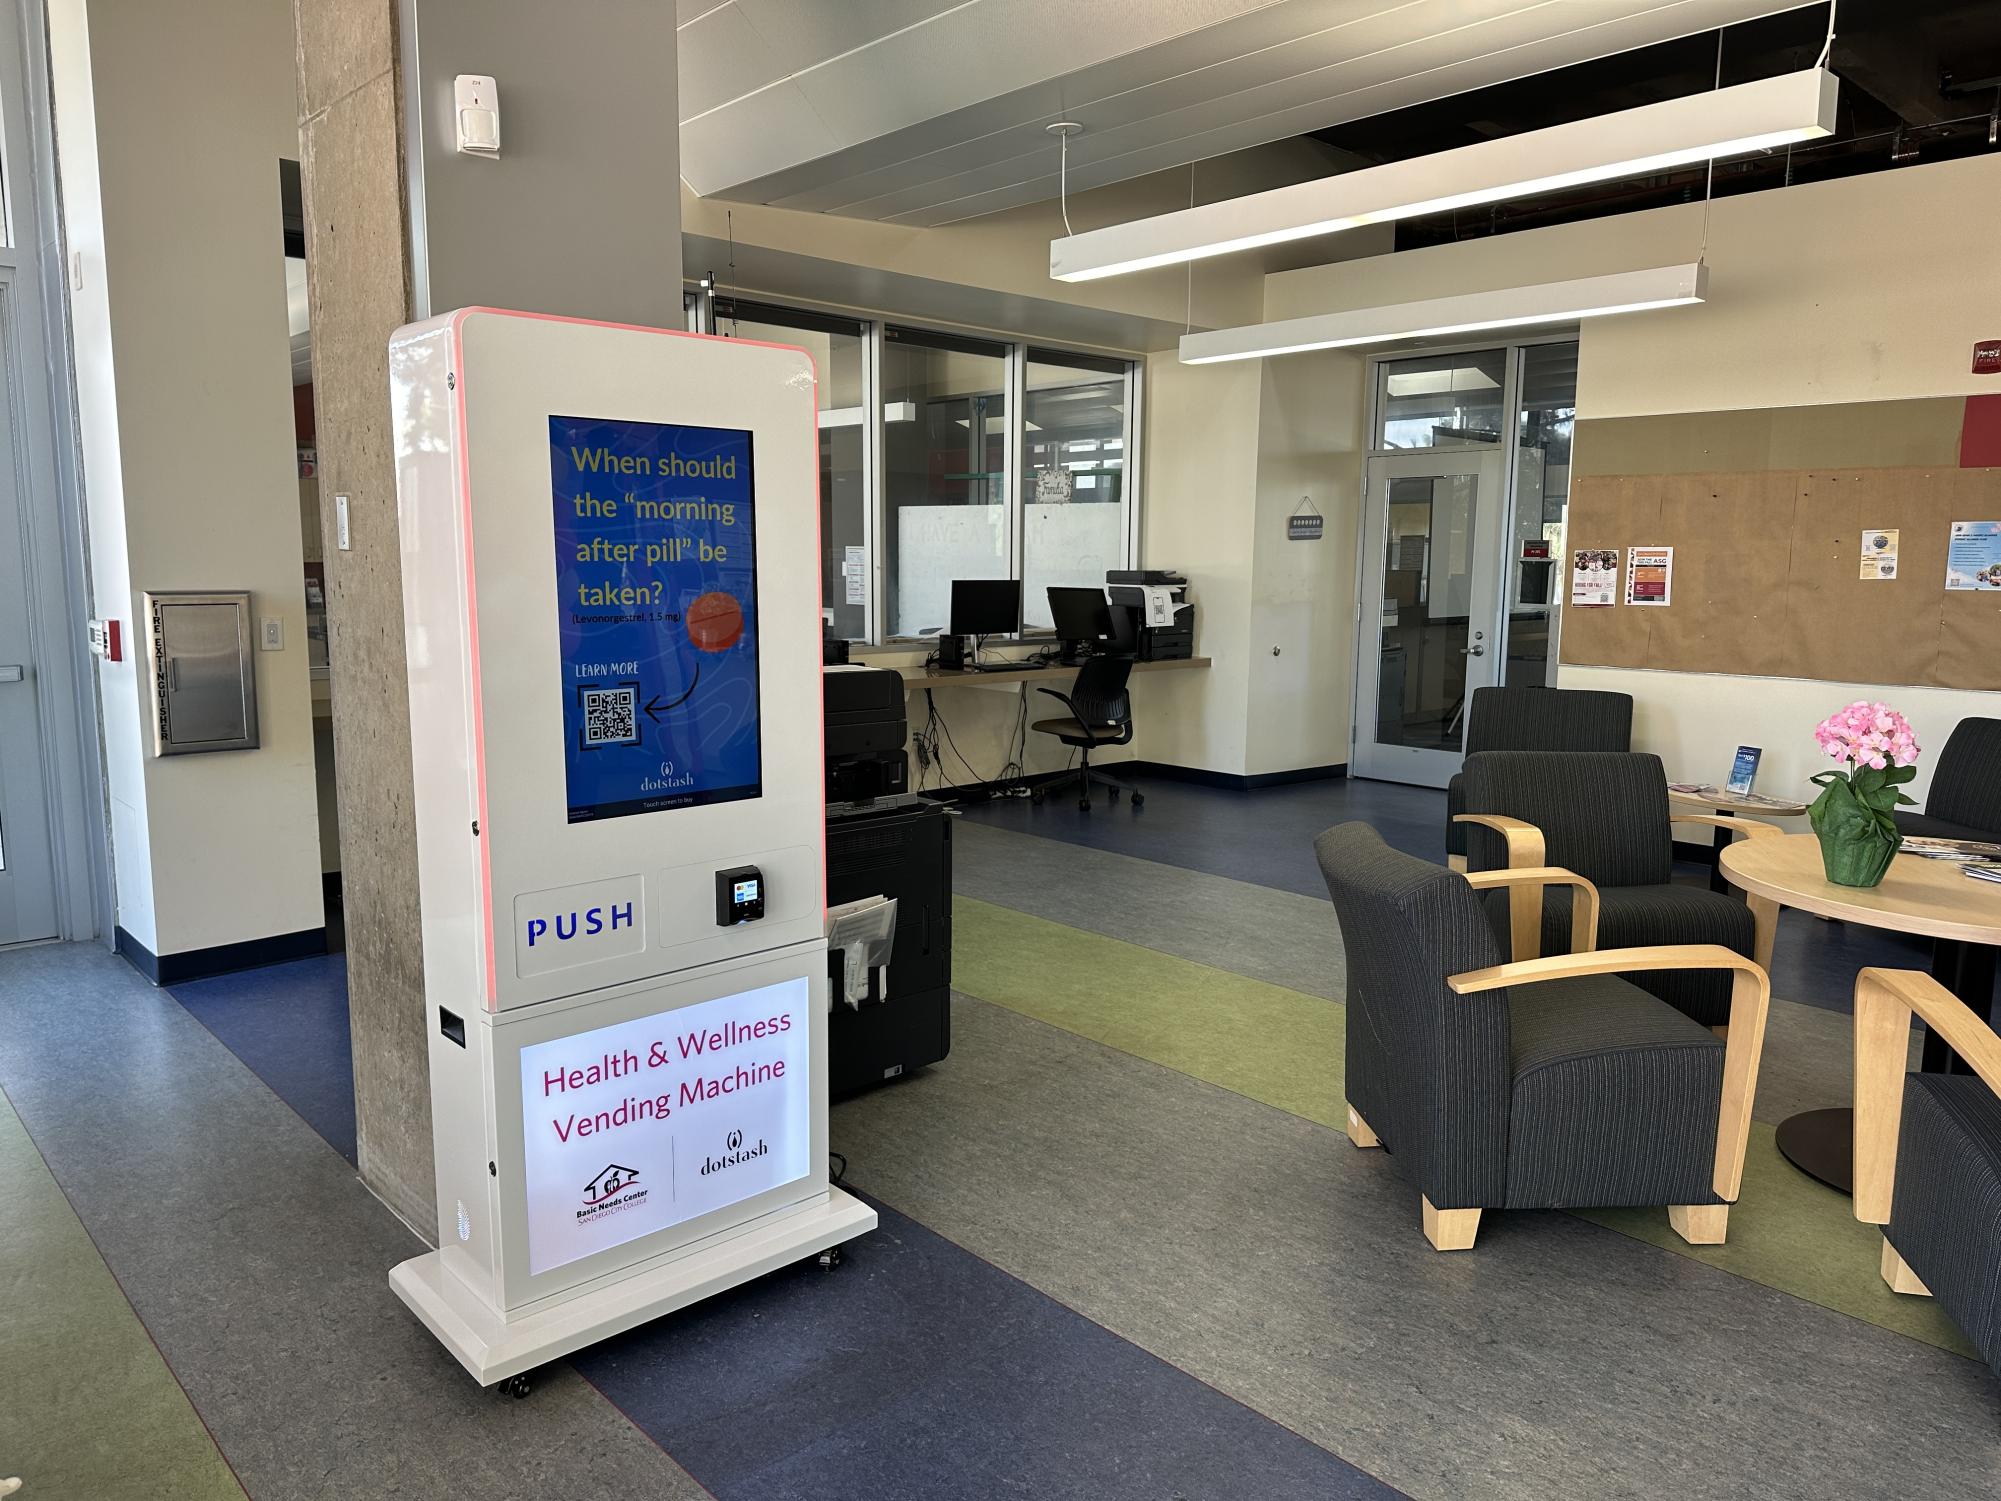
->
[390,1188,877,1386]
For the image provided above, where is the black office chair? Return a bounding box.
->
[1030,655,1140,812]
[1445,686,1633,865]
[1318,821,1768,1252]
[1458,750,1778,1029]
[1895,717,2001,843]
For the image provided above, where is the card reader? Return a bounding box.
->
[716,865,765,926]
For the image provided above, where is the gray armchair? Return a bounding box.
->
[1854,968,2001,1376]
[1318,822,1769,1251]
[1895,717,2001,843]
[1444,686,1633,867]
[1457,750,1779,1030]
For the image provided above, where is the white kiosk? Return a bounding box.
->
[387,308,874,1389]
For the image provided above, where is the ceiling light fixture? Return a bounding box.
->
[1178,264,1707,365]
[1052,68,1836,283]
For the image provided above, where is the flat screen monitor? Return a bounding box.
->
[949,578,1021,638]
[1046,585,1115,645]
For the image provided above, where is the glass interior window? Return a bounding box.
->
[882,326,1008,638]
[1020,349,1128,631]
[716,300,867,640]
[1505,340,1578,687]
[1375,350,1506,450]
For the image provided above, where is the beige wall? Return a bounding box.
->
[1266,154,2001,793]
[50,0,324,956]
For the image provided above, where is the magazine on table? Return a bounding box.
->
[1904,836,2001,862]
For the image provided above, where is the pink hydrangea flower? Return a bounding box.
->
[1813,701,1920,769]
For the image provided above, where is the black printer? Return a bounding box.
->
[823,665,909,803]
[1106,569,1194,661]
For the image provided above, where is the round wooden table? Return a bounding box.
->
[1669,788,1808,892]
[1720,833,2001,1192]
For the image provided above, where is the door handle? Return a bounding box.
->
[0,664,23,682]
[1460,644,1485,657]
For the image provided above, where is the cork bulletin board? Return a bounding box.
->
[1559,466,2001,690]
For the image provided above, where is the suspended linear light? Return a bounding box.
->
[1052,69,1835,283]
[1178,263,1706,365]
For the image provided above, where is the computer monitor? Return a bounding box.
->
[949,578,1021,638]
[1046,585,1116,649]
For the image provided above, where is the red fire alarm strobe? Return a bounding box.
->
[1973,339,2001,376]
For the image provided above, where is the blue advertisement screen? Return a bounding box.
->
[549,415,761,823]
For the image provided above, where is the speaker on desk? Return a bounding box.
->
[937,634,967,672]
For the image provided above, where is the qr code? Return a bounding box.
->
[582,686,639,747]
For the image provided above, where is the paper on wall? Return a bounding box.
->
[1570,548,1618,607]
[1625,545,1673,607]
[842,544,865,606]
[1945,521,2001,590]
[1859,527,1899,580]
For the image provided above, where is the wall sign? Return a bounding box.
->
[1859,527,1899,580]
[1972,339,2001,376]
[1625,545,1674,607]
[1287,497,1324,541]
[1571,548,1618,607]
[550,415,762,823]
[518,977,811,1276]
[1945,520,2001,591]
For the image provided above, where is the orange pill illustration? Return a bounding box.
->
[686,590,745,652]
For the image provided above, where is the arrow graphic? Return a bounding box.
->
[644,663,701,722]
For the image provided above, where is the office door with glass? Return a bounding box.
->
[1352,449,1507,787]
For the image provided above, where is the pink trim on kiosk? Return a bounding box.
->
[443,307,829,1008]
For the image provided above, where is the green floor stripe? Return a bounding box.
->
[953,896,1344,1128]
[1582,1127,1976,1357]
[954,895,1975,1359]
[0,1089,246,1500]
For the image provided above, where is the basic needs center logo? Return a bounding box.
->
[701,1127,769,1177]
[578,1161,647,1224]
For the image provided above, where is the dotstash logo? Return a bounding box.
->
[700,1127,769,1177]
[578,1162,648,1224]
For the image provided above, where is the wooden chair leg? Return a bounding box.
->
[1345,1105,1381,1148]
[1880,1236,1931,1296]
[1422,1195,1481,1251]
[1668,1204,1729,1245]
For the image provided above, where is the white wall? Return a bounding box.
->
[50,0,323,954]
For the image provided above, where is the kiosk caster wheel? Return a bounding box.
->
[1107,787,1120,802]
[500,1373,533,1401]
[817,1245,844,1271]
[1078,798,1092,812]
[1130,792,1144,809]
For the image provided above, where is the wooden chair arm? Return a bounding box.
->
[1451,944,1770,1203]
[1853,968,2001,1225]
[1670,813,1782,838]
[1461,866,1599,957]
[1671,814,1781,971]
[1453,815,1550,959]
[1452,813,1545,867]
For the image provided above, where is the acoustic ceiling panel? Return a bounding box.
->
[679,0,1811,224]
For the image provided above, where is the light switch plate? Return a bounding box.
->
[260,616,284,651]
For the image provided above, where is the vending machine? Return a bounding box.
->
[386,308,874,1388]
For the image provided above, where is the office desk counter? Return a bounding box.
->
[1720,833,2001,1194]
[894,656,1211,688]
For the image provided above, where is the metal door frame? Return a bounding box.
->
[1351,446,1508,787]
[0,0,112,944]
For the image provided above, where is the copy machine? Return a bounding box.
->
[1107,569,1194,660]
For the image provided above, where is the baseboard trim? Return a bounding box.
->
[1124,760,1348,791]
[115,924,329,987]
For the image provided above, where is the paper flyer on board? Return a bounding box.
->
[1945,521,2001,590]
[1571,548,1618,607]
[1625,546,1673,606]
[1859,527,1899,580]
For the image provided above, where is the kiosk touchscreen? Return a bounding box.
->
[387,308,873,1387]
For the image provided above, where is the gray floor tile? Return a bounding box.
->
[0,943,707,1501]
[831,994,2001,1501]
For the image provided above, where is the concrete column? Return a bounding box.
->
[294,0,680,1239]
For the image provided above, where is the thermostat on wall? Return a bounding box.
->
[454,75,499,157]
